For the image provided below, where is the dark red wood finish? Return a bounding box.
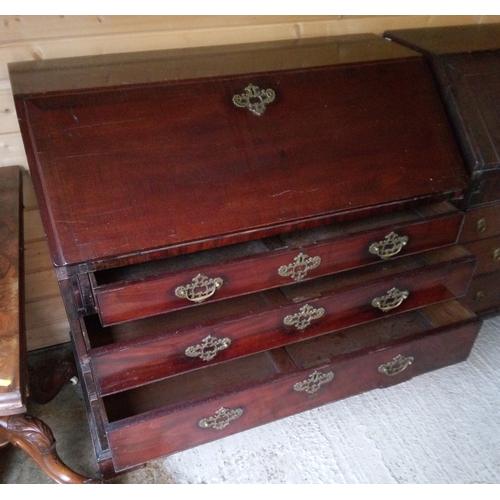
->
[90,246,476,395]
[9,34,480,479]
[104,300,480,473]
[10,37,466,271]
[459,203,500,243]
[91,202,464,326]
[385,24,500,206]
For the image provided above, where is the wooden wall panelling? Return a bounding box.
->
[2,15,500,350]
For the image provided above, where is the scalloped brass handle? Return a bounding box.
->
[371,287,409,312]
[232,83,276,116]
[198,406,244,430]
[369,232,409,260]
[175,274,223,303]
[378,354,414,376]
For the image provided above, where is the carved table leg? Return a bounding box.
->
[0,414,101,484]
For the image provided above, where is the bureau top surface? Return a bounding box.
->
[10,35,467,270]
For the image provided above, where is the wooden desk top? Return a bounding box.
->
[0,166,25,416]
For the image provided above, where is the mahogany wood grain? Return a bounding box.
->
[104,301,480,473]
[11,38,466,270]
[92,202,464,326]
[90,246,476,395]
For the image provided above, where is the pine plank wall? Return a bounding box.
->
[1,15,500,351]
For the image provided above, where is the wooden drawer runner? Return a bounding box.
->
[104,300,481,473]
[91,202,463,326]
[89,245,476,396]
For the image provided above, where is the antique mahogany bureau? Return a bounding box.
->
[386,23,500,317]
[9,34,483,479]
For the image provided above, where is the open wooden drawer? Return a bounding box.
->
[88,245,476,395]
[102,300,481,473]
[91,202,463,326]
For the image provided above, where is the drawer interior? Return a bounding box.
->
[102,300,477,424]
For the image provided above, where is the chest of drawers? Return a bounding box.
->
[385,23,500,317]
[9,34,482,479]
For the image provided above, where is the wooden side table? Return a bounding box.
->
[0,165,98,484]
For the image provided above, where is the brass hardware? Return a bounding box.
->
[175,274,223,303]
[494,248,500,262]
[294,370,334,395]
[477,218,487,233]
[283,304,325,331]
[278,252,322,282]
[198,406,244,430]
[372,287,409,312]
[475,291,485,302]
[232,83,276,116]
[185,335,232,362]
[369,231,409,260]
[378,354,414,376]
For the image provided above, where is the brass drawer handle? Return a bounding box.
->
[369,231,409,260]
[185,335,231,362]
[232,83,276,116]
[175,274,223,303]
[284,304,325,331]
[199,406,244,430]
[294,370,334,395]
[493,248,500,262]
[378,354,414,376]
[477,218,487,233]
[372,287,409,312]
[278,252,322,282]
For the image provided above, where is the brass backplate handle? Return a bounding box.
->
[284,304,325,331]
[232,83,276,116]
[378,354,414,376]
[278,252,322,282]
[175,274,223,303]
[199,406,244,430]
[185,335,232,362]
[369,231,409,259]
[372,287,409,312]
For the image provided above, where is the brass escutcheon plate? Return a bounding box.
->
[372,287,409,312]
[283,304,325,331]
[294,370,334,395]
[232,83,276,116]
[278,252,321,282]
[185,335,232,362]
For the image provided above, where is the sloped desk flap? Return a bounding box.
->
[9,34,467,271]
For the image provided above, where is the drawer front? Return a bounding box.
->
[106,311,480,473]
[459,201,500,243]
[460,270,500,316]
[93,206,463,326]
[91,249,476,396]
[462,235,500,275]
